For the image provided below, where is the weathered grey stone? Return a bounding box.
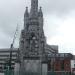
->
[15,0,58,75]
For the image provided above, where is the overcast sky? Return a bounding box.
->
[0,0,75,54]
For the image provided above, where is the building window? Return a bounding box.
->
[74,64,75,68]
[74,60,75,63]
[48,60,51,71]
[61,60,64,71]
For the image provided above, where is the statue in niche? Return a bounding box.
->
[29,33,38,55]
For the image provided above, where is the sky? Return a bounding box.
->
[0,0,75,54]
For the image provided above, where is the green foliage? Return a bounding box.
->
[4,70,14,75]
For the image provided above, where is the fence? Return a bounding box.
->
[48,71,71,75]
[4,70,14,75]
[4,70,75,75]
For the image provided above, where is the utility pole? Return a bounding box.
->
[4,24,19,75]
[9,24,19,70]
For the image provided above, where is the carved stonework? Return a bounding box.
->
[18,0,47,74]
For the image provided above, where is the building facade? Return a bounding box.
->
[0,48,17,72]
[71,56,75,74]
[48,53,73,72]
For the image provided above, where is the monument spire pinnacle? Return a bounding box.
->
[24,7,29,17]
[38,7,43,17]
[30,0,38,18]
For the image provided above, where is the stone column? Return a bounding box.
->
[14,63,20,75]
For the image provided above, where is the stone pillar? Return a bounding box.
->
[14,63,20,75]
[42,63,47,75]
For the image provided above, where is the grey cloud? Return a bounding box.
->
[0,0,75,48]
[0,31,12,48]
[39,0,75,15]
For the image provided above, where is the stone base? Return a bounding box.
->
[24,59,41,73]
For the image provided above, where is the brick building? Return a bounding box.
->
[71,55,75,74]
[48,53,73,72]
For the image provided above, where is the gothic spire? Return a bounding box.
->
[24,7,29,17]
[38,7,43,17]
[30,0,38,18]
[24,7,29,29]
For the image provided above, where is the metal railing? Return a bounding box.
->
[48,71,70,75]
[4,70,14,75]
[4,70,75,75]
